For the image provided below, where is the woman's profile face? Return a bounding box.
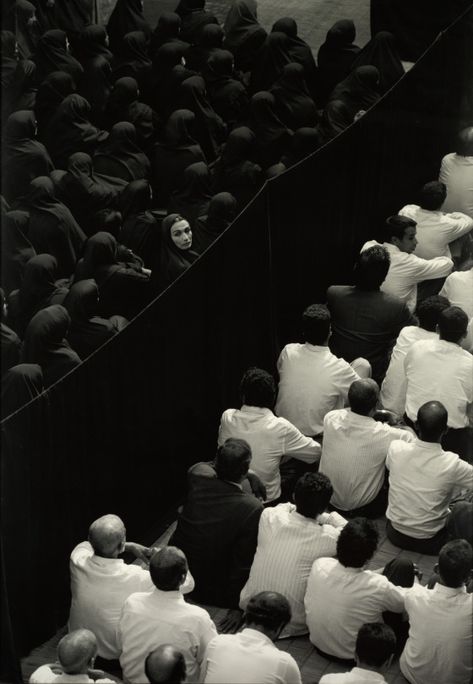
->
[171,219,192,250]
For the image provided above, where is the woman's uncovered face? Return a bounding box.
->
[171,220,192,249]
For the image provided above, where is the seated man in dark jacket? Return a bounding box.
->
[170,438,263,608]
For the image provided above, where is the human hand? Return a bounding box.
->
[246,470,266,502]
[124,542,154,563]
[218,609,243,634]
[88,669,107,681]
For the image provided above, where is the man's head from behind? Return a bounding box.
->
[88,514,126,558]
[244,591,292,641]
[415,295,450,332]
[145,645,186,684]
[337,518,379,568]
[302,304,331,345]
[456,127,473,156]
[385,215,417,253]
[149,546,188,592]
[436,539,473,588]
[355,623,396,673]
[294,472,333,519]
[215,437,252,483]
[416,401,448,443]
[57,629,97,675]
[437,306,468,344]
[418,181,447,211]
[240,367,276,409]
[348,378,379,417]
[353,246,390,291]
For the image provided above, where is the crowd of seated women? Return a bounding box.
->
[1,0,412,395]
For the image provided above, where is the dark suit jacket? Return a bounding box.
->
[170,462,263,608]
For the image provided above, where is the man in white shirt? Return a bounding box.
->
[386,401,473,555]
[68,514,157,662]
[118,546,217,684]
[439,127,473,218]
[218,367,320,503]
[399,181,473,260]
[319,622,396,684]
[201,591,302,684]
[400,540,473,684]
[304,518,413,662]
[320,379,415,518]
[361,215,453,312]
[30,629,115,683]
[240,473,346,637]
[276,304,369,437]
[380,295,450,415]
[403,306,473,459]
[439,261,473,352]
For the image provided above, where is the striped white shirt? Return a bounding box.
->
[320,409,415,511]
[239,503,346,637]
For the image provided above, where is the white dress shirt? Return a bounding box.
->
[361,241,452,312]
[319,668,387,684]
[68,542,154,659]
[404,338,473,428]
[400,583,472,684]
[386,439,473,538]
[399,204,473,260]
[218,406,320,502]
[276,343,360,436]
[439,152,473,218]
[118,589,217,683]
[239,503,346,637]
[380,326,437,415]
[201,628,302,684]
[440,267,473,351]
[304,558,405,660]
[320,409,414,511]
[29,668,114,683]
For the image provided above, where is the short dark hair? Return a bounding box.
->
[240,367,276,409]
[302,304,330,345]
[348,379,379,416]
[415,295,450,331]
[215,438,251,482]
[149,547,188,591]
[385,215,416,243]
[438,540,473,588]
[356,623,396,667]
[419,181,447,211]
[294,473,333,518]
[417,401,448,441]
[353,246,390,290]
[145,646,186,684]
[437,306,468,343]
[244,591,291,632]
[456,127,473,156]
[337,518,379,568]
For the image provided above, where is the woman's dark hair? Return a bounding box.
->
[302,304,330,345]
[215,438,251,482]
[337,518,379,568]
[355,623,396,667]
[455,127,473,156]
[437,306,468,343]
[244,591,292,632]
[385,215,416,243]
[353,246,390,291]
[240,367,276,408]
[415,295,450,332]
[418,181,447,211]
[294,473,333,519]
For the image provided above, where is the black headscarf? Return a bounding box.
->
[271,18,319,101]
[150,12,187,57]
[64,279,126,359]
[75,24,113,64]
[223,0,267,73]
[319,98,354,140]
[1,210,36,295]
[204,49,249,126]
[12,1,41,60]
[192,192,237,253]
[21,304,81,388]
[44,93,108,168]
[34,70,76,140]
[2,110,54,203]
[78,55,113,126]
[281,126,323,167]
[105,77,155,147]
[328,65,380,117]
[1,287,22,374]
[270,62,318,129]
[119,180,159,265]
[248,91,293,169]
[351,31,404,94]
[175,0,218,45]
[112,30,152,95]
[211,126,262,207]
[168,161,212,224]
[185,23,224,72]
[21,176,86,277]
[151,41,190,114]
[317,19,361,103]
[48,0,94,38]
[74,231,118,281]
[95,121,150,181]
[1,363,44,419]
[158,213,199,290]
[33,29,84,84]
[249,31,292,93]
[107,0,151,55]
[1,31,38,123]
[1,30,19,89]
[7,253,69,336]
[175,75,226,162]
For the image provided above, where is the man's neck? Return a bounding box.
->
[356,661,383,675]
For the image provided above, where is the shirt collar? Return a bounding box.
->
[241,628,274,646]
[304,343,328,352]
[415,439,443,451]
[241,405,273,416]
[383,242,401,255]
[337,562,362,574]
[152,588,185,602]
[90,555,124,567]
[433,583,467,597]
[350,668,386,682]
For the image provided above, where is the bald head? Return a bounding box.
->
[417,401,448,442]
[150,546,188,591]
[88,514,125,557]
[145,645,186,684]
[57,629,97,674]
[348,379,380,416]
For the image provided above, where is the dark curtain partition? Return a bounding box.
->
[1,6,473,680]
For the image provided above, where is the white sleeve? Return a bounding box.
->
[443,212,473,240]
[277,347,288,373]
[407,253,453,282]
[70,541,94,565]
[197,616,218,665]
[283,422,321,463]
[282,654,303,684]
